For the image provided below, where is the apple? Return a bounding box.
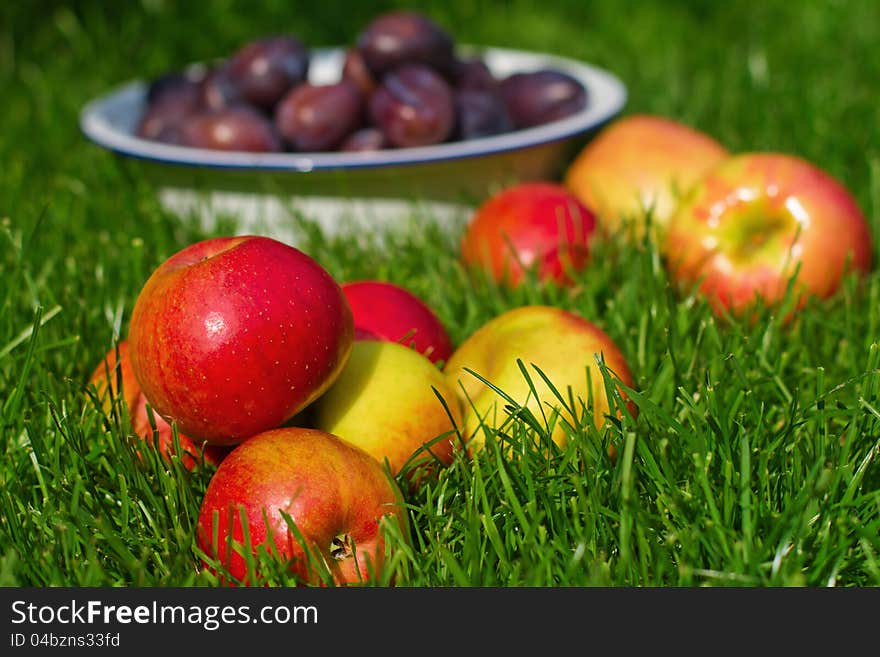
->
[459,182,598,287]
[197,427,408,586]
[88,341,229,469]
[341,280,454,365]
[88,340,141,413]
[310,340,462,478]
[130,395,231,470]
[127,235,353,446]
[564,113,728,240]
[663,152,873,317]
[443,305,635,452]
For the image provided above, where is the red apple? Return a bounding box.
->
[341,280,454,365]
[663,152,873,317]
[564,113,728,240]
[130,395,231,470]
[197,427,408,586]
[88,341,229,469]
[459,182,598,287]
[127,235,353,445]
[88,341,141,413]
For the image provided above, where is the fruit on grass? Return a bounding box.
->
[130,395,230,470]
[197,427,407,586]
[443,305,635,452]
[341,280,454,364]
[88,342,227,469]
[369,63,455,148]
[274,80,364,152]
[311,340,462,477]
[178,106,282,152]
[127,235,353,445]
[663,151,873,317]
[88,341,141,413]
[459,181,598,286]
[564,113,728,240]
[499,69,588,129]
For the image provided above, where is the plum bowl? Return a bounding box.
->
[79,46,627,246]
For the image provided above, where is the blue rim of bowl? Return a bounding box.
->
[79,46,627,172]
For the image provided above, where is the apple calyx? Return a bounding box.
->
[722,199,797,265]
[330,533,353,560]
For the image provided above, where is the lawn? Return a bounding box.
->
[1,0,879,587]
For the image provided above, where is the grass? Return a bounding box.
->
[1,0,879,587]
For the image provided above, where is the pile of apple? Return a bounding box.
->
[88,111,872,587]
[88,231,634,586]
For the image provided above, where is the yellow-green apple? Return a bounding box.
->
[88,341,229,469]
[459,182,598,287]
[564,113,728,240]
[341,280,454,365]
[127,235,353,446]
[443,305,635,452]
[663,152,873,317]
[310,340,462,478]
[197,427,407,586]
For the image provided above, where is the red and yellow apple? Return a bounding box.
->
[88,341,229,469]
[459,182,598,287]
[663,152,873,317]
[310,340,462,477]
[127,235,353,446]
[197,427,407,586]
[564,113,728,240]
[443,305,635,452]
[129,395,231,470]
[341,280,454,365]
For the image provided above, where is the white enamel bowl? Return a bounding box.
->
[80,46,627,245]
